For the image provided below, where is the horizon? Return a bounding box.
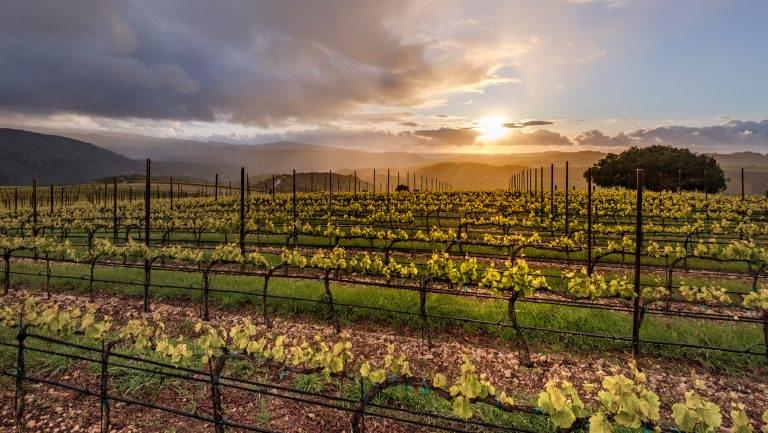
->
[7,126,768,159]
[0,0,767,154]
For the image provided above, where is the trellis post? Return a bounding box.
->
[113,177,118,244]
[143,159,152,312]
[239,167,246,254]
[292,169,297,244]
[32,179,38,237]
[14,324,27,426]
[564,161,569,236]
[631,169,644,359]
[587,169,593,275]
[550,164,554,220]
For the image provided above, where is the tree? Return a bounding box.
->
[395,184,409,192]
[586,145,726,192]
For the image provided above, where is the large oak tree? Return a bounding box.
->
[586,145,726,192]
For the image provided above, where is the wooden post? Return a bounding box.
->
[564,161,569,236]
[239,167,246,254]
[143,159,151,312]
[214,173,219,201]
[169,177,173,210]
[631,169,644,359]
[550,164,554,220]
[329,170,333,216]
[292,169,297,243]
[540,166,544,219]
[14,325,27,427]
[741,167,745,200]
[32,180,38,237]
[113,177,118,244]
[99,341,115,433]
[587,169,593,275]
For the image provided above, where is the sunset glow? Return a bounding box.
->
[0,1,766,152]
[475,116,509,143]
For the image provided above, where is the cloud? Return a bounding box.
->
[502,120,555,128]
[628,120,768,148]
[399,121,421,127]
[568,120,768,150]
[574,129,632,147]
[0,0,512,127]
[497,129,572,146]
[564,0,631,9]
[403,127,480,147]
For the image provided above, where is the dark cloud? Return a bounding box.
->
[502,120,555,128]
[0,0,502,127]
[574,129,632,147]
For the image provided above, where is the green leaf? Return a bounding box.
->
[452,396,473,420]
[589,412,613,433]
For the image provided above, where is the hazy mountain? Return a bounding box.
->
[4,128,767,193]
[0,128,141,185]
[0,128,247,185]
[64,131,431,173]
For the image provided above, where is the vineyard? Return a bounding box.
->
[1,165,767,433]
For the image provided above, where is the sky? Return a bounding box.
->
[0,0,767,153]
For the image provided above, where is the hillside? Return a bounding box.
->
[412,162,530,190]
[251,172,362,192]
[0,129,141,185]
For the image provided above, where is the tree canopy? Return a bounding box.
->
[585,145,726,192]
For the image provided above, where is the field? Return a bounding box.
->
[1,177,767,433]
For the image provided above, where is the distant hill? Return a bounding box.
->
[4,127,768,193]
[0,128,141,185]
[413,162,531,190]
[64,132,430,173]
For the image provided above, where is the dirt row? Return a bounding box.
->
[0,285,766,433]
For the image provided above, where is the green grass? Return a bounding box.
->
[290,373,324,393]
[367,382,553,432]
[6,259,766,373]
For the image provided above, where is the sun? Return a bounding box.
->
[475,116,508,142]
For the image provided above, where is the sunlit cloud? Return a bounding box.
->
[0,0,764,153]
